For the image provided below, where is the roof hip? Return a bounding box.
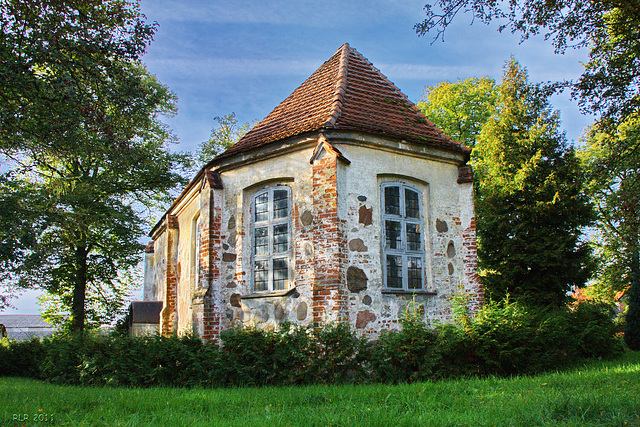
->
[324,43,350,128]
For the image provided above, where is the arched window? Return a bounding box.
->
[251,186,292,292]
[381,182,425,290]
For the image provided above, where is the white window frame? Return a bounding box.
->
[250,186,292,293]
[381,182,425,291]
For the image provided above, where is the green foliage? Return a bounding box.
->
[309,322,370,384]
[0,1,190,330]
[436,299,623,377]
[36,332,220,387]
[0,307,623,388]
[218,323,370,386]
[371,309,439,383]
[417,77,498,147]
[473,59,594,307]
[569,301,625,358]
[196,113,252,164]
[625,261,640,350]
[3,353,640,426]
[0,337,44,379]
[415,0,640,121]
[580,115,640,302]
[579,114,640,350]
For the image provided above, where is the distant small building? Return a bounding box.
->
[0,315,57,341]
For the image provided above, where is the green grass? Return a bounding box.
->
[1,351,639,427]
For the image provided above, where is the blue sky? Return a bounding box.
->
[141,0,593,153]
[6,0,594,314]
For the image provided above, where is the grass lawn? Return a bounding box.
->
[1,351,639,427]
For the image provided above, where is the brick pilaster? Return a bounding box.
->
[160,215,179,335]
[192,171,224,343]
[311,148,349,326]
[462,216,483,313]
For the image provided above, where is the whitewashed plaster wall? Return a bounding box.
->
[173,193,201,334]
[335,140,471,333]
[217,146,316,332]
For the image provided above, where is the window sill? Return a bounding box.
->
[241,287,298,299]
[382,289,437,296]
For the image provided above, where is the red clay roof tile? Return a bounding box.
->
[214,44,468,162]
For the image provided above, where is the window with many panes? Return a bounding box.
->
[251,186,292,292]
[381,182,425,290]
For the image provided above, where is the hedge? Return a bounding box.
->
[0,300,624,387]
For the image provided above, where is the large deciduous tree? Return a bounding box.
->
[580,115,640,349]
[415,0,640,122]
[474,59,594,307]
[0,0,189,332]
[417,77,498,147]
[415,0,640,347]
[196,113,252,164]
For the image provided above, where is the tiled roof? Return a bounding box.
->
[214,44,468,162]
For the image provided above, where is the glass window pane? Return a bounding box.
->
[254,227,268,255]
[272,258,288,290]
[385,220,402,249]
[273,189,289,219]
[405,188,420,218]
[386,255,403,288]
[273,223,289,253]
[254,260,268,291]
[255,192,269,222]
[406,223,421,251]
[408,257,423,289]
[384,186,400,215]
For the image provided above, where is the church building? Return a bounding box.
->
[141,44,482,342]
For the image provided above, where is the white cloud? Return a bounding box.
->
[146,57,320,78]
[142,0,426,27]
[379,63,485,81]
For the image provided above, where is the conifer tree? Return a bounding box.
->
[473,59,594,307]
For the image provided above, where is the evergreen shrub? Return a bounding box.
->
[371,311,439,382]
[0,299,624,387]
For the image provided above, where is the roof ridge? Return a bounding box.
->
[353,49,457,145]
[324,43,350,128]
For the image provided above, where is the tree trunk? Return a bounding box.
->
[624,243,640,350]
[70,245,88,334]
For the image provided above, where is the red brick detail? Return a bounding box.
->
[198,186,224,344]
[160,223,178,336]
[312,153,349,326]
[462,216,483,313]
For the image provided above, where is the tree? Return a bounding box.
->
[580,115,640,348]
[196,113,252,164]
[415,0,640,122]
[0,1,189,332]
[473,59,594,307]
[417,77,498,147]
